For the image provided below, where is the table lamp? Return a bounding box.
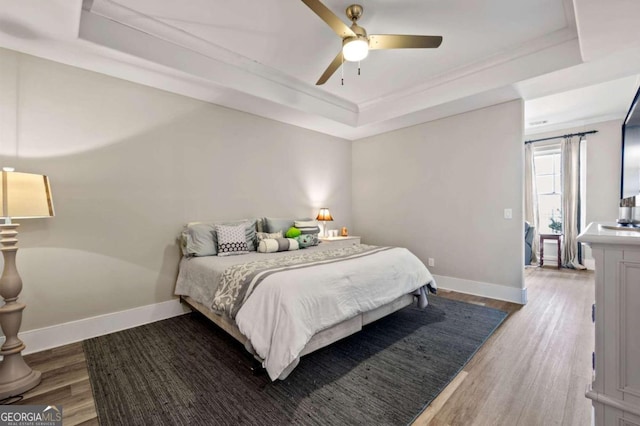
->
[0,168,54,399]
[316,208,333,237]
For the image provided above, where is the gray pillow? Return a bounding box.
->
[181,219,257,257]
[181,222,217,257]
[265,218,295,234]
[294,220,321,235]
[265,217,312,235]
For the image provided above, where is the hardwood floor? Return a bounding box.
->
[414,266,594,426]
[14,266,594,426]
[16,343,98,425]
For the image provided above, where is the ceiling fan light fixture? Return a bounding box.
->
[342,37,369,62]
[301,1,443,85]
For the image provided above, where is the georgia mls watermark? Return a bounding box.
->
[0,405,62,426]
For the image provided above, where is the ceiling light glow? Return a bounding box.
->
[343,38,369,62]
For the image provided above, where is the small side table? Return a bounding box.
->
[539,233,562,268]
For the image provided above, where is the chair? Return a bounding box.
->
[525,221,534,265]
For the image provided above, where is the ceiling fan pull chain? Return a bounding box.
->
[358,61,361,76]
[341,54,344,86]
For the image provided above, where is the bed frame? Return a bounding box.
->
[180,293,414,375]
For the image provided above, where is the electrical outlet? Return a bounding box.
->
[428,258,435,267]
[504,208,513,219]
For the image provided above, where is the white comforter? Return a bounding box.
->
[234,247,434,380]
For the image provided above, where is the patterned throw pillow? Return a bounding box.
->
[215,224,249,257]
[296,234,315,248]
[211,220,257,252]
[294,220,320,246]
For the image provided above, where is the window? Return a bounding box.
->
[534,145,562,234]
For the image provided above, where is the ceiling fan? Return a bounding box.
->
[301,0,443,85]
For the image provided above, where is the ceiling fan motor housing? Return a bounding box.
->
[348,23,367,38]
[345,4,364,22]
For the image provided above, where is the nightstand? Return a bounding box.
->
[539,233,562,268]
[319,236,361,248]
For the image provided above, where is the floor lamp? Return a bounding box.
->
[0,169,54,399]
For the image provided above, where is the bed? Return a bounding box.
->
[175,229,436,381]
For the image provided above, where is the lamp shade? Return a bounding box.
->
[0,170,54,219]
[316,208,333,222]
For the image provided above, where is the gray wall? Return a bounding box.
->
[352,100,525,295]
[0,48,352,331]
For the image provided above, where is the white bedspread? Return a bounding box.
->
[234,247,434,380]
[175,245,339,308]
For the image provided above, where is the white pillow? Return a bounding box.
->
[257,238,300,253]
[294,220,319,228]
[256,230,283,242]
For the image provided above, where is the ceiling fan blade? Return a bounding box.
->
[301,0,356,38]
[316,50,343,85]
[369,34,443,50]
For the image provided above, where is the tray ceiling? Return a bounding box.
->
[95,0,569,104]
[1,0,640,139]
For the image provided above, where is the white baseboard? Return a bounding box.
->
[8,277,526,356]
[434,274,527,305]
[7,299,190,356]
[583,258,595,270]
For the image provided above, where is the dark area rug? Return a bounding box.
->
[83,295,507,425]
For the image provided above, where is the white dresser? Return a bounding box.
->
[578,222,640,426]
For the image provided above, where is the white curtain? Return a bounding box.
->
[561,136,586,269]
[524,143,539,264]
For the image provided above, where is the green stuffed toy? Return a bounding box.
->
[296,234,314,248]
[285,226,302,238]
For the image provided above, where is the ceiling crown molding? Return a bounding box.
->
[85,0,359,113]
[359,28,579,112]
